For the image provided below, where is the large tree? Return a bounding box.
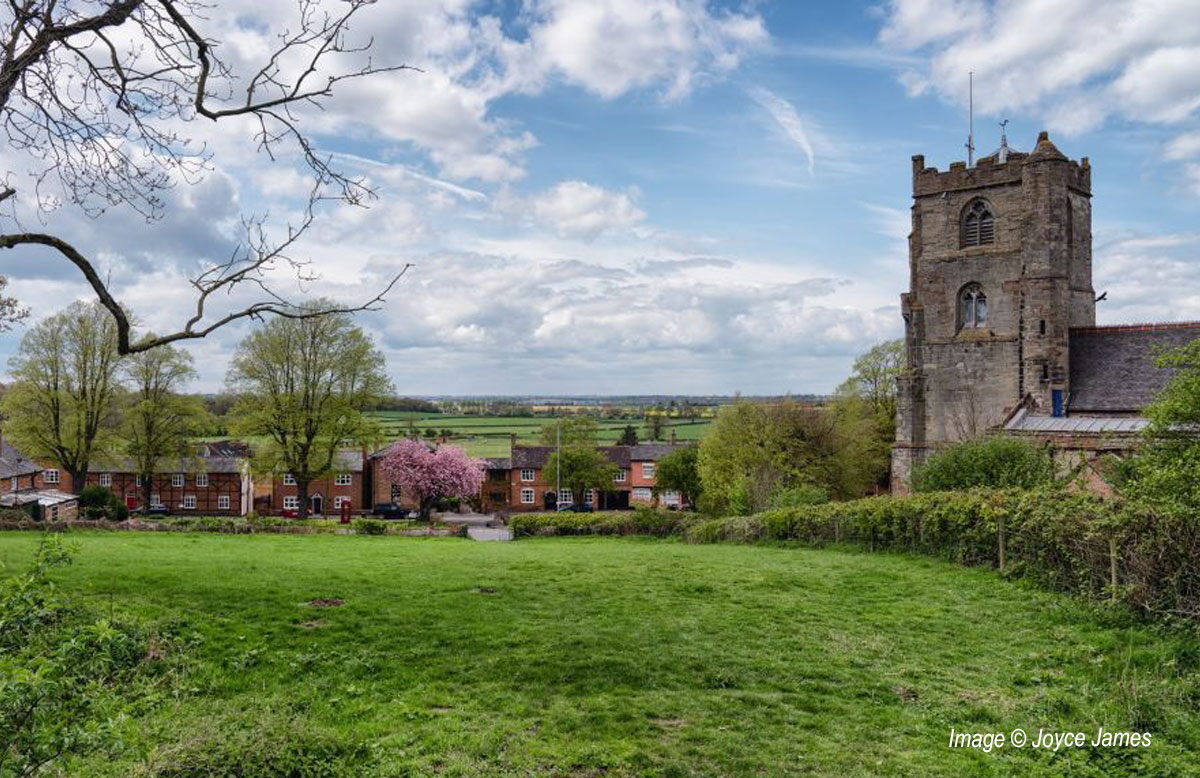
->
[0,1,409,354]
[1,300,122,491]
[836,339,905,430]
[122,341,205,508]
[653,445,701,508]
[1122,339,1200,509]
[380,439,484,521]
[227,306,390,519]
[543,448,619,509]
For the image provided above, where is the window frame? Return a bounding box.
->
[632,487,653,502]
[520,488,535,504]
[98,472,112,487]
[283,495,300,510]
[283,473,296,486]
[333,495,351,509]
[958,283,989,331]
[334,473,353,486]
[151,493,162,508]
[171,473,184,488]
[961,199,995,248]
[642,462,655,478]
[520,468,535,482]
[44,469,59,485]
[217,495,231,511]
[196,473,209,488]
[614,469,627,483]
[182,494,197,510]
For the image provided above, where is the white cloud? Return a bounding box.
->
[749,87,816,176]
[878,0,1200,135]
[521,0,768,100]
[1093,230,1200,323]
[1164,130,1200,160]
[523,181,646,240]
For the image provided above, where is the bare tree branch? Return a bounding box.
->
[0,0,415,350]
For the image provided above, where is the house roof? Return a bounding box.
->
[0,440,41,480]
[0,489,78,507]
[88,455,245,474]
[481,457,511,470]
[201,439,252,458]
[510,443,693,470]
[1069,322,1200,413]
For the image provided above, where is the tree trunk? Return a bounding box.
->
[297,479,310,519]
[68,467,87,495]
[420,495,435,522]
[142,475,153,512]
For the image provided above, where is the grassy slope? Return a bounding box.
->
[1,533,1196,777]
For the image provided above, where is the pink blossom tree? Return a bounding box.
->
[381,439,485,521]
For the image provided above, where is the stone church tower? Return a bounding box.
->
[892,131,1095,490]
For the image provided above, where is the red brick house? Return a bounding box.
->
[82,455,253,515]
[0,440,79,519]
[267,450,367,516]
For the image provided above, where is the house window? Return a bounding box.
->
[196,473,209,488]
[151,493,162,508]
[217,495,231,510]
[335,473,352,486]
[50,505,58,520]
[632,488,653,502]
[520,488,535,504]
[959,284,988,330]
[520,468,535,482]
[962,200,995,247]
[283,473,296,486]
[642,463,655,478]
[614,469,627,483]
[283,496,300,510]
[99,473,112,487]
[558,489,572,505]
[9,477,16,492]
[584,489,594,505]
[44,469,59,485]
[183,495,196,510]
[172,473,184,488]
[661,490,681,506]
[334,496,351,509]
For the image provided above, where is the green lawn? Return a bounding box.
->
[2,532,1197,777]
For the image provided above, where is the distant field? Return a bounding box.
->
[367,412,712,457]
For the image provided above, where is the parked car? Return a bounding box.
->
[373,503,413,520]
[556,504,593,513]
[138,506,170,516]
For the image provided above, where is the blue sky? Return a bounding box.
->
[3,0,1200,395]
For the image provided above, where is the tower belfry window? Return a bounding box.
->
[959,284,988,330]
[962,200,994,247]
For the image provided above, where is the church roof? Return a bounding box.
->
[1069,322,1200,413]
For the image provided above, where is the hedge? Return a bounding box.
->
[0,516,445,537]
[510,508,689,538]
[513,490,1200,624]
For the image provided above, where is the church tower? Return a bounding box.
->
[891,131,1094,490]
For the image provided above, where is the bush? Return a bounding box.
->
[352,518,388,535]
[510,507,688,538]
[79,484,127,519]
[769,484,829,508]
[911,436,1055,492]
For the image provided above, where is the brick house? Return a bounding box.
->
[0,440,79,520]
[507,443,690,513]
[268,450,368,516]
[81,455,253,515]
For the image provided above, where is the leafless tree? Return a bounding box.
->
[0,0,413,353]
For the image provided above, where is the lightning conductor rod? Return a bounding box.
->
[966,70,975,167]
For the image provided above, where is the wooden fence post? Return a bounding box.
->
[1109,536,1119,603]
[834,518,841,544]
[997,514,1006,572]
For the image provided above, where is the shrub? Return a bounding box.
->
[769,484,829,508]
[79,484,126,519]
[352,518,388,535]
[510,507,688,538]
[911,436,1055,492]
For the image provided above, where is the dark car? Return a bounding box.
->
[555,504,593,513]
[138,506,170,516]
[373,503,413,520]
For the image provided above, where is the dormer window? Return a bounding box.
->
[959,284,988,330]
[962,200,995,247]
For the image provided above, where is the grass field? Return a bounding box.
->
[366,412,712,457]
[2,532,1196,777]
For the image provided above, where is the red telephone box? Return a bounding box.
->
[339,500,352,524]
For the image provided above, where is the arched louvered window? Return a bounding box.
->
[959,284,988,330]
[962,200,995,247]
